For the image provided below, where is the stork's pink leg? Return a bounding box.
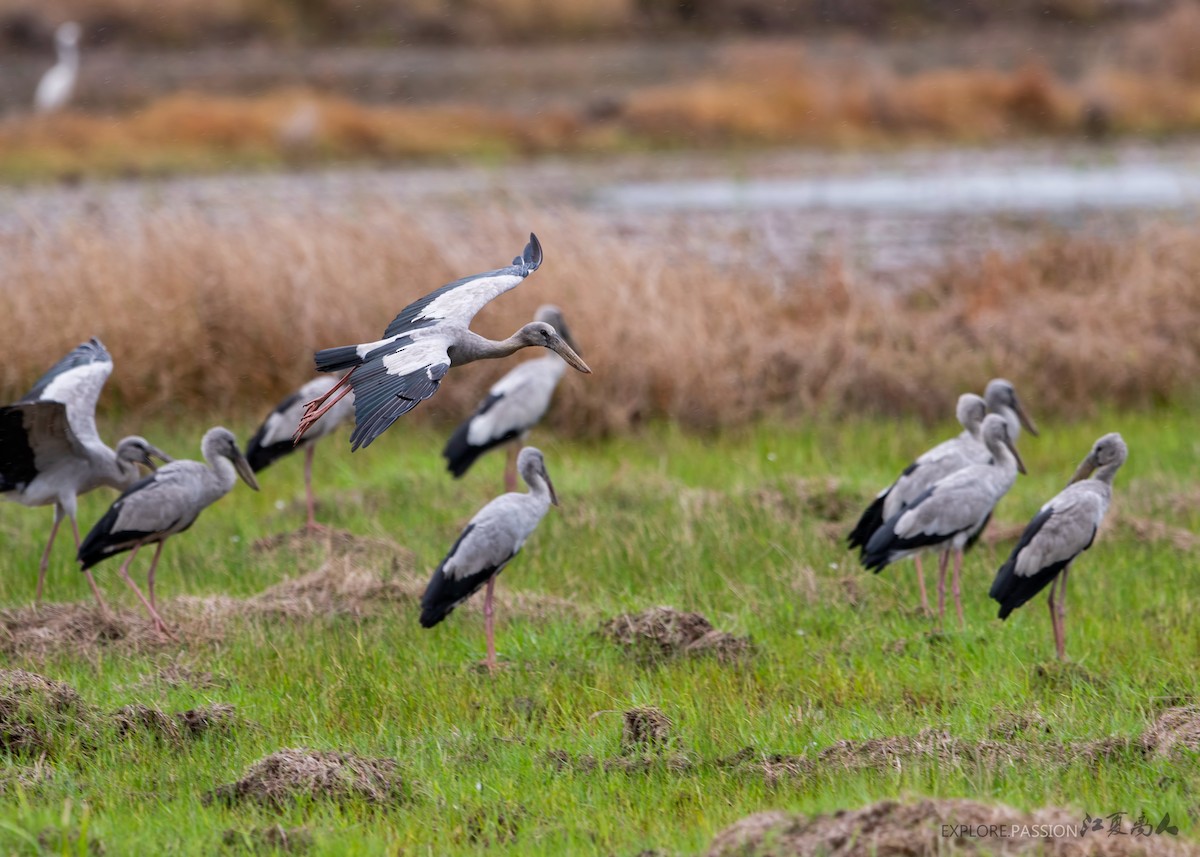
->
[116,543,177,641]
[935,550,950,630]
[483,576,497,671]
[504,444,519,494]
[145,540,166,611]
[914,555,931,615]
[1047,575,1063,661]
[951,548,965,629]
[1056,567,1069,660]
[294,372,354,444]
[69,516,109,611]
[36,509,65,603]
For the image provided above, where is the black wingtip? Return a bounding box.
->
[522,233,542,272]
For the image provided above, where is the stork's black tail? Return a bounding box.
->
[442,420,486,478]
[314,345,363,374]
[245,433,295,473]
[847,490,888,553]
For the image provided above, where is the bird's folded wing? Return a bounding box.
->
[1013,490,1103,577]
[347,337,453,450]
[382,235,542,338]
[110,466,198,534]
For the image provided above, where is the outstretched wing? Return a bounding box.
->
[20,338,113,445]
[347,335,453,451]
[383,233,542,338]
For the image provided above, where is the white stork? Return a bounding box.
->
[78,427,259,639]
[442,305,579,491]
[293,234,590,451]
[0,338,171,605]
[246,375,354,531]
[861,414,1026,629]
[420,446,557,671]
[990,433,1127,660]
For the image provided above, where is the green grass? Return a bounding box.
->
[0,410,1197,854]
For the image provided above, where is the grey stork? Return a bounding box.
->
[861,414,1026,629]
[293,234,590,451]
[990,433,1127,660]
[848,393,988,614]
[78,427,258,639]
[420,446,557,671]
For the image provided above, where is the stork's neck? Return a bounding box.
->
[1093,462,1121,486]
[987,438,1019,474]
[57,40,79,70]
[201,442,238,492]
[449,330,526,366]
[521,469,554,507]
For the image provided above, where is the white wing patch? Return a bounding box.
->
[415,273,524,324]
[381,336,452,378]
[356,334,402,359]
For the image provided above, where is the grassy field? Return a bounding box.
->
[0,408,1197,854]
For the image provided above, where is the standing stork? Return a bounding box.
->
[848,393,988,614]
[420,447,558,671]
[861,414,1026,629]
[293,234,590,452]
[246,375,354,531]
[990,433,1127,660]
[78,427,259,639]
[1,338,171,604]
[34,22,81,115]
[442,305,580,491]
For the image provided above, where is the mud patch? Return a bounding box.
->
[0,669,98,757]
[205,748,405,810]
[221,826,312,854]
[1141,706,1200,758]
[36,827,104,856]
[0,759,52,794]
[543,748,693,776]
[706,798,1200,857]
[598,607,750,662]
[0,602,222,658]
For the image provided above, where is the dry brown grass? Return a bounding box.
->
[2,202,1199,436]
[7,12,1200,181]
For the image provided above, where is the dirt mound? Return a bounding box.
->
[543,748,694,776]
[221,825,312,854]
[0,760,52,795]
[0,669,97,757]
[622,707,674,754]
[205,748,405,810]
[707,799,1200,857]
[0,602,227,658]
[598,607,751,661]
[112,702,238,742]
[1117,516,1200,551]
[1141,706,1200,757]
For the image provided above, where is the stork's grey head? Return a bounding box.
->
[980,413,1027,475]
[534,305,580,354]
[56,21,81,46]
[115,436,173,471]
[517,321,591,375]
[517,446,557,505]
[984,378,1038,438]
[1069,432,1128,485]
[202,426,260,491]
[955,393,988,438]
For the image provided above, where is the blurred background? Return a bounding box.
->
[1,0,1198,432]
